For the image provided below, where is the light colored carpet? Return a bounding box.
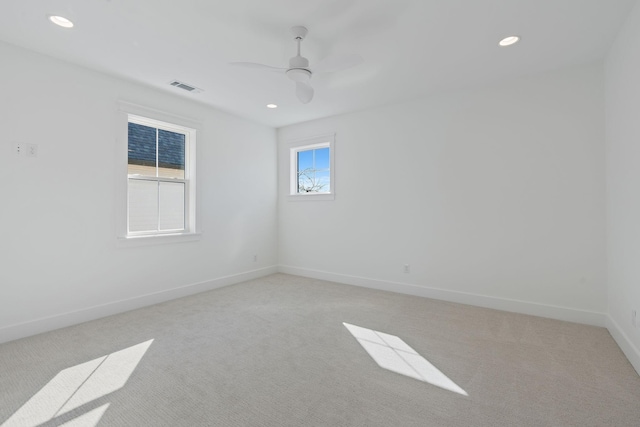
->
[1,273,639,426]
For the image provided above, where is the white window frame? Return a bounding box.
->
[288,133,335,201]
[116,101,201,246]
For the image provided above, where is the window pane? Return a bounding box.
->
[158,129,185,179]
[159,181,185,231]
[298,168,312,193]
[128,123,157,176]
[297,150,313,172]
[298,169,329,193]
[314,147,330,170]
[314,170,330,192]
[128,179,158,232]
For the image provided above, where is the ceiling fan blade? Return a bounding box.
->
[229,62,287,73]
[313,53,363,74]
[296,82,314,104]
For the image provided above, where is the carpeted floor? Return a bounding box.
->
[1,273,639,426]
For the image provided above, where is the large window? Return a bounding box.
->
[289,134,335,201]
[125,113,196,238]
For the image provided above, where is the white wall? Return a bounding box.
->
[0,35,618,350]
[0,41,278,342]
[605,0,640,373]
[278,63,606,324]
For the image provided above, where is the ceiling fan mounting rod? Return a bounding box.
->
[288,26,310,71]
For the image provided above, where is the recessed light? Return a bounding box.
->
[499,36,520,47]
[266,104,278,109]
[49,15,74,28]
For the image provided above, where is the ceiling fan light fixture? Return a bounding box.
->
[499,36,520,47]
[49,15,74,28]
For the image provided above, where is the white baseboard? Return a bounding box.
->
[0,266,278,345]
[606,315,640,376]
[278,265,607,327]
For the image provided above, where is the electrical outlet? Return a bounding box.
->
[403,264,410,273]
[26,143,38,157]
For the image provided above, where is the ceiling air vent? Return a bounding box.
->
[169,80,203,93]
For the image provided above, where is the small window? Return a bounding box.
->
[289,134,335,201]
[296,146,330,193]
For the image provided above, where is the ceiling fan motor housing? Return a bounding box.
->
[289,55,309,69]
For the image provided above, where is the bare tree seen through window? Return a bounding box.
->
[296,146,330,193]
[298,167,328,193]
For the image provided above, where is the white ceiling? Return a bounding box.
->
[0,0,636,128]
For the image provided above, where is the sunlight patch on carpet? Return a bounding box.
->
[58,403,110,427]
[343,323,468,396]
[1,339,153,427]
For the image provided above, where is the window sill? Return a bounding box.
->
[117,232,202,248]
[288,193,335,201]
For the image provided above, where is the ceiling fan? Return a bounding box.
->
[230,26,363,104]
